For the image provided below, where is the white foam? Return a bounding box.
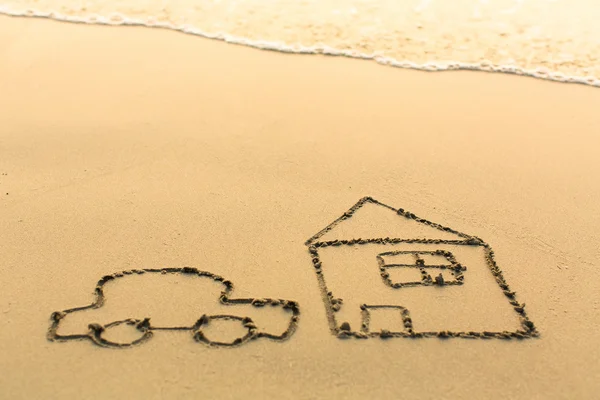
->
[1,4,599,88]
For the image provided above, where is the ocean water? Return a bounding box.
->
[1,0,599,87]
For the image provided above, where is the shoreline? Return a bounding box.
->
[1,6,599,88]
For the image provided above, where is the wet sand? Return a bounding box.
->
[1,15,600,399]
[2,0,600,85]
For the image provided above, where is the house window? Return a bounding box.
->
[376,250,466,289]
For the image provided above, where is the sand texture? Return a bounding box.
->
[1,0,600,86]
[1,16,600,400]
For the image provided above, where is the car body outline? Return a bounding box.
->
[48,267,300,348]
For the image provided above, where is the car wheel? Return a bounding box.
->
[192,315,257,347]
[89,318,153,348]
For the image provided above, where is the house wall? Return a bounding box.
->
[315,242,521,334]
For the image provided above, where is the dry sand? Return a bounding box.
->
[1,15,600,399]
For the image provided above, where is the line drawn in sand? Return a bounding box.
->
[306,197,538,340]
[377,250,466,289]
[48,267,300,348]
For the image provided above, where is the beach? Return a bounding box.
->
[1,14,600,399]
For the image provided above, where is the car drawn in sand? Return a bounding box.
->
[48,267,300,348]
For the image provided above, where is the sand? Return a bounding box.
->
[1,15,600,399]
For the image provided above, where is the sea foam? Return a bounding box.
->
[1,0,599,87]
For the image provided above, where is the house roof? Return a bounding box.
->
[306,197,477,245]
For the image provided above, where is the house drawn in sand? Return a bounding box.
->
[306,197,538,339]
